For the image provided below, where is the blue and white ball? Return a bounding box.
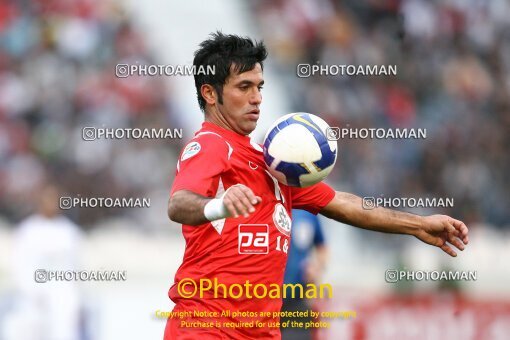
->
[263,113,337,187]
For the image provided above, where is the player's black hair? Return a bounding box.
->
[193,31,268,112]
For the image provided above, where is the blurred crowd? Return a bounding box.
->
[253,0,510,228]
[0,0,180,225]
[1,0,509,229]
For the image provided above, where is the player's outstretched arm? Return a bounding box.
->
[320,192,469,257]
[168,185,262,226]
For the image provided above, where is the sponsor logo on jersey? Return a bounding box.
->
[238,224,269,254]
[273,203,292,237]
[181,142,201,161]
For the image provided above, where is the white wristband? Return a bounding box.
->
[204,191,230,221]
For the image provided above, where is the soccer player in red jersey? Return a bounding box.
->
[164,32,469,339]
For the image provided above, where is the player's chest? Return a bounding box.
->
[229,152,275,190]
[223,151,294,252]
[228,152,291,206]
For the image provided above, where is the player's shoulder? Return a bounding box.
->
[179,131,232,162]
[192,130,228,144]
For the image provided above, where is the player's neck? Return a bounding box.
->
[204,107,235,133]
[203,110,251,142]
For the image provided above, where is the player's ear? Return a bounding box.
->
[201,84,217,106]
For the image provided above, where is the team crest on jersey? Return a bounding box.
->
[273,203,292,237]
[181,142,201,161]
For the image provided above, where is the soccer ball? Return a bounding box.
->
[263,112,337,187]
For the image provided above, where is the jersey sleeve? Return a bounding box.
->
[170,134,230,197]
[290,182,335,215]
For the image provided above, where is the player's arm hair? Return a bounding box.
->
[168,190,210,226]
[320,192,422,236]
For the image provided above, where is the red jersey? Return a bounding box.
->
[165,122,335,339]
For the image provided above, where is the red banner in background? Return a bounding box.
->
[316,292,510,340]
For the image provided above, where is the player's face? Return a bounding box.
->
[217,63,264,135]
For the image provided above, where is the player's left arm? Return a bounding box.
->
[320,191,469,257]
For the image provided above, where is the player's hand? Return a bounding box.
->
[223,184,262,218]
[415,214,469,257]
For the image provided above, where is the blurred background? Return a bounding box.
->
[0,0,509,339]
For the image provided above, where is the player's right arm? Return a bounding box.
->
[167,190,209,225]
[168,186,261,226]
[167,134,260,226]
